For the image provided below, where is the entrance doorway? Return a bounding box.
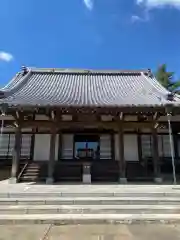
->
[74,135,100,160]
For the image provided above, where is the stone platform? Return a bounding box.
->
[0,180,180,224]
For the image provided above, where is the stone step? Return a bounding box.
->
[1,213,180,224]
[20,176,39,179]
[0,197,180,205]
[23,170,40,173]
[0,204,180,214]
[2,192,180,198]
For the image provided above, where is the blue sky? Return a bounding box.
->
[0,0,180,86]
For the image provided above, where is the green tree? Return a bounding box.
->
[155,64,180,93]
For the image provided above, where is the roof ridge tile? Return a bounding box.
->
[29,67,149,74]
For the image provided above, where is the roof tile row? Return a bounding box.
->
[0,68,179,108]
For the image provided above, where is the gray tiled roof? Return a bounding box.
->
[0,68,179,108]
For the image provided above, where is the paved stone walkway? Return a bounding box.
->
[0,224,180,239]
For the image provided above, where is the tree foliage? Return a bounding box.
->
[155,64,180,93]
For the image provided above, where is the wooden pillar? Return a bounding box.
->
[46,126,56,184]
[58,132,62,161]
[152,126,162,183]
[137,129,142,163]
[111,133,115,160]
[10,125,22,183]
[118,125,127,183]
[30,127,36,161]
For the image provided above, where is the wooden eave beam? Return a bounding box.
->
[7,105,175,116]
[21,120,155,129]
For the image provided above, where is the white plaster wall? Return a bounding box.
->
[33,134,59,161]
[33,134,50,161]
[124,134,139,161]
[115,134,139,161]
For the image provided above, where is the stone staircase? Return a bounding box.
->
[0,186,180,224]
[20,161,119,183]
[19,162,47,182]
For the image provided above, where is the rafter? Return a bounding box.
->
[153,112,160,121]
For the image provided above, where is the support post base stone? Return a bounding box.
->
[154,177,163,184]
[119,177,127,184]
[83,174,91,184]
[9,177,17,184]
[46,177,54,184]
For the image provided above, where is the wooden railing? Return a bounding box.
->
[17,161,29,181]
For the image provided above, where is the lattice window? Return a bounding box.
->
[141,135,152,158]
[62,134,73,159]
[100,135,111,159]
[142,134,173,158]
[21,134,32,158]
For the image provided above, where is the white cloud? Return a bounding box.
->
[131,15,143,22]
[137,0,180,9]
[131,9,150,23]
[83,0,94,10]
[133,0,180,23]
[0,51,14,62]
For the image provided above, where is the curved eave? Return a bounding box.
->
[2,104,177,115]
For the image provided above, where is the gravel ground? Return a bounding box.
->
[0,224,180,240]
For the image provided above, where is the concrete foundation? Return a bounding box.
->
[119,178,127,184]
[46,177,54,184]
[83,174,91,184]
[8,177,17,184]
[154,177,163,184]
